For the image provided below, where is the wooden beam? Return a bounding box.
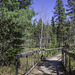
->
[16,47,62,59]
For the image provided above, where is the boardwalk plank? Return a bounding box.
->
[29,54,66,75]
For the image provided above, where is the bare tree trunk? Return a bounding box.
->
[40,1,44,49]
[40,19,43,49]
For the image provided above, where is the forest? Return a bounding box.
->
[0,0,75,75]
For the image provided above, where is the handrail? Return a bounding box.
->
[16,47,62,59]
[16,47,62,75]
[62,49,75,74]
[62,50,75,59]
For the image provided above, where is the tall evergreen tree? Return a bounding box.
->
[51,16,58,48]
[67,0,75,44]
[33,19,43,48]
[67,0,75,23]
[0,0,35,65]
[51,16,55,34]
[54,0,66,46]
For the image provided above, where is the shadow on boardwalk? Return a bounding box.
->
[38,60,66,75]
[29,54,66,75]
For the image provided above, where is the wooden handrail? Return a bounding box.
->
[62,50,75,59]
[16,47,62,59]
[62,49,75,74]
[16,47,62,75]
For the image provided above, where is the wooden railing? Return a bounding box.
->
[62,49,75,75]
[16,47,62,75]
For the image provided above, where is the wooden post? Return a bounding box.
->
[16,58,18,75]
[36,52,38,62]
[37,52,39,61]
[49,51,51,56]
[64,53,67,69]
[51,51,52,56]
[39,51,40,60]
[69,56,71,73]
[26,55,28,72]
[57,50,59,53]
[32,53,34,66]
[53,50,54,55]
[45,51,46,58]
[48,51,49,57]
[62,49,64,64]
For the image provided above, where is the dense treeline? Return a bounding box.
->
[0,0,75,66]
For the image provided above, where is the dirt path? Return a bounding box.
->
[29,54,66,75]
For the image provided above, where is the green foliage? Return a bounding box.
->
[51,17,55,34]
[67,0,75,21]
[51,34,58,48]
[0,0,35,65]
[0,65,16,75]
[54,0,66,46]
[32,19,42,47]
[66,0,75,41]
[50,16,58,48]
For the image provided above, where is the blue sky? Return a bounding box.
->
[31,0,68,24]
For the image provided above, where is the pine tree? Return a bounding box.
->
[51,16,58,48]
[51,16,55,34]
[67,0,75,44]
[54,0,66,46]
[67,0,75,22]
[0,0,35,65]
[33,19,43,48]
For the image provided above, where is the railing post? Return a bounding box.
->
[64,53,67,69]
[48,51,49,57]
[49,50,50,56]
[45,50,46,58]
[57,49,58,54]
[62,49,64,64]
[53,50,54,55]
[39,51,41,61]
[69,56,71,73]
[51,51,52,56]
[36,52,38,61]
[16,58,18,75]
[32,53,34,66]
[26,55,28,72]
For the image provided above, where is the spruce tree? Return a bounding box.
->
[51,16,55,34]
[51,16,58,48]
[67,0,75,44]
[54,0,66,46]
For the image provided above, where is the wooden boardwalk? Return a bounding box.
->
[29,54,66,75]
[16,48,75,75]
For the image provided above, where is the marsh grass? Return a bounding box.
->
[66,54,75,73]
[0,65,16,75]
[0,48,39,75]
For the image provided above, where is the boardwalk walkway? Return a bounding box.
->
[29,54,65,75]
